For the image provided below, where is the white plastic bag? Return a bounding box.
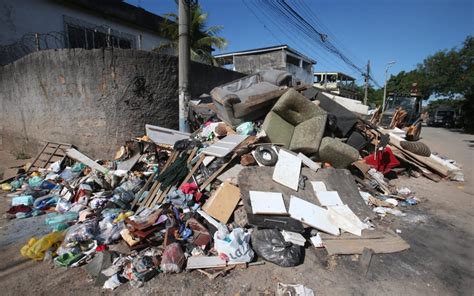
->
[214,228,253,263]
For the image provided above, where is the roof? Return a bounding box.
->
[314,71,356,81]
[59,0,169,36]
[214,44,316,64]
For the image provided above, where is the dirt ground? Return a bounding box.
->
[0,126,473,296]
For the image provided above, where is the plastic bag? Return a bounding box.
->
[236,122,254,135]
[20,231,65,260]
[45,212,78,230]
[160,242,185,273]
[98,221,125,245]
[12,195,34,206]
[28,176,44,188]
[214,228,254,263]
[251,229,302,267]
[64,221,97,244]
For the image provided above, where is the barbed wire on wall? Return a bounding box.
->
[0,26,135,66]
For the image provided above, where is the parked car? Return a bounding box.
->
[428,107,456,128]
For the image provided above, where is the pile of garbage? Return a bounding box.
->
[1,70,463,290]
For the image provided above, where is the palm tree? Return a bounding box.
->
[155,4,227,65]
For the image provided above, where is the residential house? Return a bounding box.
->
[214,45,316,84]
[313,72,359,100]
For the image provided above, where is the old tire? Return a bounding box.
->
[400,141,431,157]
[254,146,278,166]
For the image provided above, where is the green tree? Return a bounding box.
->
[420,36,474,131]
[155,4,227,65]
[385,36,473,131]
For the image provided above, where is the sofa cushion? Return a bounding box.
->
[272,89,324,126]
[290,116,327,154]
[318,137,359,168]
[262,112,294,149]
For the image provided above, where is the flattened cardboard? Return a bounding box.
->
[202,182,241,223]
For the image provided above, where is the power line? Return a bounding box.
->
[246,0,382,88]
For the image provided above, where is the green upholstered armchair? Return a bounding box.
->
[262,88,327,155]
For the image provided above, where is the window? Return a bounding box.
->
[286,54,300,67]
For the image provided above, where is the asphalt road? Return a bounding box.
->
[420,126,474,194]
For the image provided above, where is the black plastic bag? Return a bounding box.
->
[251,229,303,267]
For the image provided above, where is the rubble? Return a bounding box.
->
[0,70,464,290]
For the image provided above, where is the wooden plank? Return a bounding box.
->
[321,229,410,255]
[202,182,241,223]
[131,172,156,208]
[65,148,109,174]
[382,131,452,177]
[186,256,227,270]
[199,155,236,191]
[180,154,205,187]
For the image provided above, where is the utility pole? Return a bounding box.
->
[382,61,396,111]
[363,60,370,105]
[178,0,194,132]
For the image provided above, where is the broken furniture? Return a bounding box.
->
[29,142,73,173]
[210,69,292,126]
[318,137,360,168]
[262,88,327,155]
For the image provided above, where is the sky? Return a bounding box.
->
[126,0,473,88]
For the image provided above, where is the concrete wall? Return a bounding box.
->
[0,48,245,159]
[0,0,168,64]
[233,51,284,75]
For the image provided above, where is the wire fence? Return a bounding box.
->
[0,31,67,66]
[0,27,136,66]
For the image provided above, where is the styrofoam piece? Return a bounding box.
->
[145,124,190,145]
[249,191,287,215]
[311,181,327,193]
[288,196,340,236]
[272,150,301,191]
[297,153,321,171]
[327,204,367,236]
[316,191,344,207]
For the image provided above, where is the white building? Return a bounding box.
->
[0,0,170,65]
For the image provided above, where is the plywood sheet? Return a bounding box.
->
[249,191,287,215]
[272,150,301,191]
[320,229,410,255]
[202,182,241,223]
[288,196,339,236]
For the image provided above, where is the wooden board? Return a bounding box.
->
[65,148,108,174]
[186,256,227,270]
[238,167,373,220]
[202,182,241,223]
[272,149,301,191]
[288,195,340,236]
[27,142,72,172]
[320,229,410,255]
